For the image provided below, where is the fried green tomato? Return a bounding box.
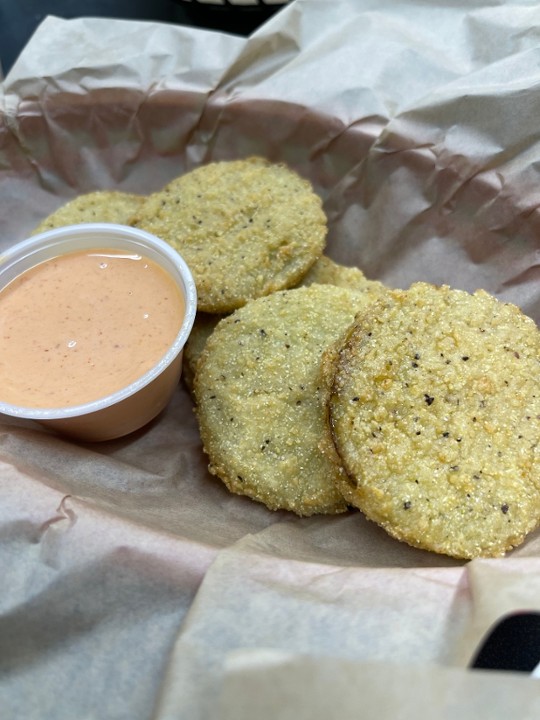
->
[183,256,388,396]
[32,191,145,234]
[194,284,378,516]
[299,255,387,298]
[327,282,540,559]
[130,157,327,313]
[182,312,224,395]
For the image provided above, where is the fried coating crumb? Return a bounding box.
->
[327,282,540,559]
[183,255,389,395]
[182,312,223,394]
[300,255,386,299]
[32,191,145,234]
[194,284,379,516]
[130,157,327,313]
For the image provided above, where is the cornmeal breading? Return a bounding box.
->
[182,312,223,394]
[183,255,389,395]
[299,255,386,298]
[194,284,379,516]
[130,157,327,313]
[32,191,145,234]
[327,282,540,559]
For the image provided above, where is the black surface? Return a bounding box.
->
[470,612,540,673]
[0,0,283,77]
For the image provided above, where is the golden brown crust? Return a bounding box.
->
[32,191,145,234]
[130,157,327,313]
[183,256,389,397]
[182,312,224,395]
[194,284,379,516]
[328,282,540,559]
[299,255,386,299]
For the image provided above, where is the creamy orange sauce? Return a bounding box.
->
[0,248,185,408]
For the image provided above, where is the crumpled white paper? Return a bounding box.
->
[1,2,540,719]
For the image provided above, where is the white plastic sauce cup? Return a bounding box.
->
[0,223,197,441]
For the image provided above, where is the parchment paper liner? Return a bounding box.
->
[1,4,540,719]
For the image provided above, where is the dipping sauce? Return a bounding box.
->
[0,248,185,408]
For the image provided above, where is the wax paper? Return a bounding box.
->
[218,650,540,719]
[1,2,540,718]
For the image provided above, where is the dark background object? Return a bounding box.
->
[175,1,284,36]
[0,0,285,77]
[470,612,540,673]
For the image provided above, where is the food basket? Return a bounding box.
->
[1,2,540,718]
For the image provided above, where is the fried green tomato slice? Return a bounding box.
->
[183,256,388,396]
[299,255,387,299]
[182,312,224,395]
[194,284,378,516]
[32,191,145,234]
[130,157,327,313]
[327,282,540,559]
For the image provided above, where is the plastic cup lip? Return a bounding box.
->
[0,222,197,422]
